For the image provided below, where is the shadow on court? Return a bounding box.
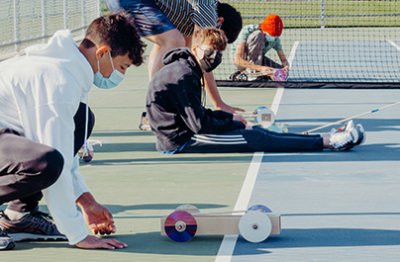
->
[105,203,226,216]
[262,143,400,162]
[93,142,156,152]
[281,118,400,133]
[8,242,70,251]
[9,217,400,255]
[7,233,224,255]
[92,131,154,137]
[114,232,223,256]
[89,155,254,165]
[233,228,400,256]
[283,212,400,217]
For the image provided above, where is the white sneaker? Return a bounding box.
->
[341,120,366,146]
[329,121,362,151]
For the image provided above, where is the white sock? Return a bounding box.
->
[4,209,29,221]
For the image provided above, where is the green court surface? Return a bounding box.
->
[0,52,277,261]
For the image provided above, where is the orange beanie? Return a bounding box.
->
[260,14,283,37]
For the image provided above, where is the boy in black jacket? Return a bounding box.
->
[146,28,365,154]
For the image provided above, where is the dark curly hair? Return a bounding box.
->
[217,3,242,44]
[83,11,145,66]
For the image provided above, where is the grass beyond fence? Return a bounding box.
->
[226,0,400,28]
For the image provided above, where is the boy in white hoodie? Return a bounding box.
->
[0,12,145,250]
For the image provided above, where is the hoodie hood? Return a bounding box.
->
[25,30,93,93]
[163,48,202,74]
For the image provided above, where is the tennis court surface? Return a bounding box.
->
[228,88,400,261]
[2,61,399,261]
[1,0,400,260]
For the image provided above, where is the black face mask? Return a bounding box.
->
[198,49,223,72]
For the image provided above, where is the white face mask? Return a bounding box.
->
[93,52,124,89]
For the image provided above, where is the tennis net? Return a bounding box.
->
[215,0,400,88]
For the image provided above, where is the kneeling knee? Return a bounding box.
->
[39,149,64,188]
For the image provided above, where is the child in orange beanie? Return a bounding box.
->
[231,14,289,81]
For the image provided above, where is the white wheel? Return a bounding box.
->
[255,106,276,129]
[239,210,272,243]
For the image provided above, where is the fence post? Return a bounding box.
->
[63,0,68,29]
[97,0,101,17]
[81,0,86,35]
[13,0,20,52]
[41,0,46,43]
[320,0,325,29]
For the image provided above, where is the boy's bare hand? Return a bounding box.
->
[76,235,127,250]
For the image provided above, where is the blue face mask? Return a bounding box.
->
[93,52,124,89]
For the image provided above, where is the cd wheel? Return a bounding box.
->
[238,205,272,243]
[164,210,197,242]
[273,69,287,81]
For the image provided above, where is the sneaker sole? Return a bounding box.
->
[0,240,15,250]
[9,233,67,242]
[355,124,365,145]
[345,121,365,146]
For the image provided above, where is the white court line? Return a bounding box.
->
[214,152,264,262]
[270,41,298,115]
[215,41,299,262]
[271,87,284,115]
[287,41,299,71]
[387,40,400,51]
[270,41,298,114]
[214,42,300,261]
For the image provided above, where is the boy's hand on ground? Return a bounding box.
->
[75,235,127,250]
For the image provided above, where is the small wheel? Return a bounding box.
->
[238,73,249,81]
[164,210,197,242]
[273,69,287,81]
[175,204,200,214]
[255,106,276,129]
[239,210,272,243]
[230,70,248,81]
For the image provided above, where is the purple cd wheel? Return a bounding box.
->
[164,210,197,242]
[273,69,287,81]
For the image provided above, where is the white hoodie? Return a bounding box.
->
[0,30,93,245]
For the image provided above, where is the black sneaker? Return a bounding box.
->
[0,226,15,251]
[0,210,67,242]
